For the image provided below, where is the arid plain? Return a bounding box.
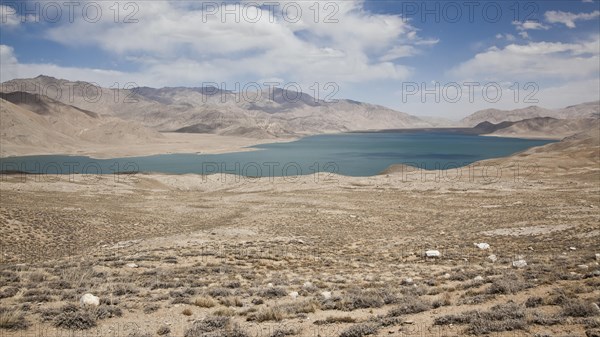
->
[1,125,599,337]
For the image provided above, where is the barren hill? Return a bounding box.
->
[1,76,433,138]
[461,102,599,127]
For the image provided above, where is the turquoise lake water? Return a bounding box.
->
[0,132,554,177]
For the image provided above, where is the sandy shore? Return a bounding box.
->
[0,132,298,159]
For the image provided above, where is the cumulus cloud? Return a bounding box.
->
[512,20,550,31]
[545,10,600,28]
[8,0,434,86]
[448,37,600,81]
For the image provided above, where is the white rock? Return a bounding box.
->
[488,254,498,262]
[443,273,451,279]
[595,253,600,262]
[267,283,273,288]
[512,260,527,268]
[403,277,414,285]
[126,263,138,268]
[303,281,313,289]
[321,291,332,300]
[425,250,440,257]
[289,291,299,300]
[577,264,589,269]
[473,276,484,282]
[474,243,490,250]
[570,247,577,251]
[80,293,100,306]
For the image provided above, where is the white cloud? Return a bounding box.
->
[448,37,600,81]
[512,20,550,31]
[518,32,529,39]
[496,34,517,41]
[17,0,433,85]
[545,10,600,28]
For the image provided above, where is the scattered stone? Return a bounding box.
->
[80,293,100,306]
[403,278,414,285]
[425,250,441,258]
[512,260,527,268]
[488,254,497,262]
[303,281,313,289]
[321,291,332,300]
[528,246,534,251]
[473,276,484,282]
[289,291,299,300]
[267,283,273,288]
[443,273,451,279]
[578,264,589,270]
[126,263,138,268]
[474,243,490,250]
[570,247,577,251]
[596,253,600,262]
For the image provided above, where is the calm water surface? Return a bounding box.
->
[0,132,554,177]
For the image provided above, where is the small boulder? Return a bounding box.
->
[80,293,100,306]
[403,278,414,285]
[303,281,313,289]
[595,253,600,262]
[512,260,527,268]
[570,247,577,251]
[488,254,498,262]
[474,243,490,250]
[578,264,589,270]
[473,276,484,282]
[289,291,299,300]
[126,263,138,268]
[425,250,440,258]
[321,291,332,300]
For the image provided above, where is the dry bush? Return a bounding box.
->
[253,306,285,322]
[387,296,431,316]
[434,302,527,335]
[0,307,29,330]
[314,316,356,325]
[257,287,287,299]
[561,299,600,317]
[487,274,532,295]
[182,308,193,316]
[525,296,544,308]
[184,316,230,337]
[338,323,379,337]
[213,308,236,317]
[157,325,171,335]
[219,296,243,307]
[528,312,562,326]
[194,296,217,308]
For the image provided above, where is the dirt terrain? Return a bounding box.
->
[0,130,599,337]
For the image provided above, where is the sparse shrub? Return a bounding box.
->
[0,308,29,330]
[54,309,97,330]
[338,323,379,337]
[257,287,287,299]
[0,287,19,299]
[143,304,160,314]
[268,327,299,337]
[182,308,193,316]
[314,316,356,325]
[194,296,217,308]
[387,296,431,316]
[220,296,243,307]
[208,287,232,298]
[253,307,284,322]
[525,296,544,308]
[561,299,600,317]
[157,325,171,335]
[184,316,230,336]
[434,302,527,334]
[213,308,236,317]
[528,312,562,325]
[487,274,531,295]
[94,305,123,319]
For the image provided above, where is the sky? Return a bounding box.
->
[1,0,599,120]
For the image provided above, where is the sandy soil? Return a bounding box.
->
[0,134,599,337]
[0,133,297,159]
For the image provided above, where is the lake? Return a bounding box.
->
[0,132,554,177]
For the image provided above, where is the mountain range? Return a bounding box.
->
[0,75,598,157]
